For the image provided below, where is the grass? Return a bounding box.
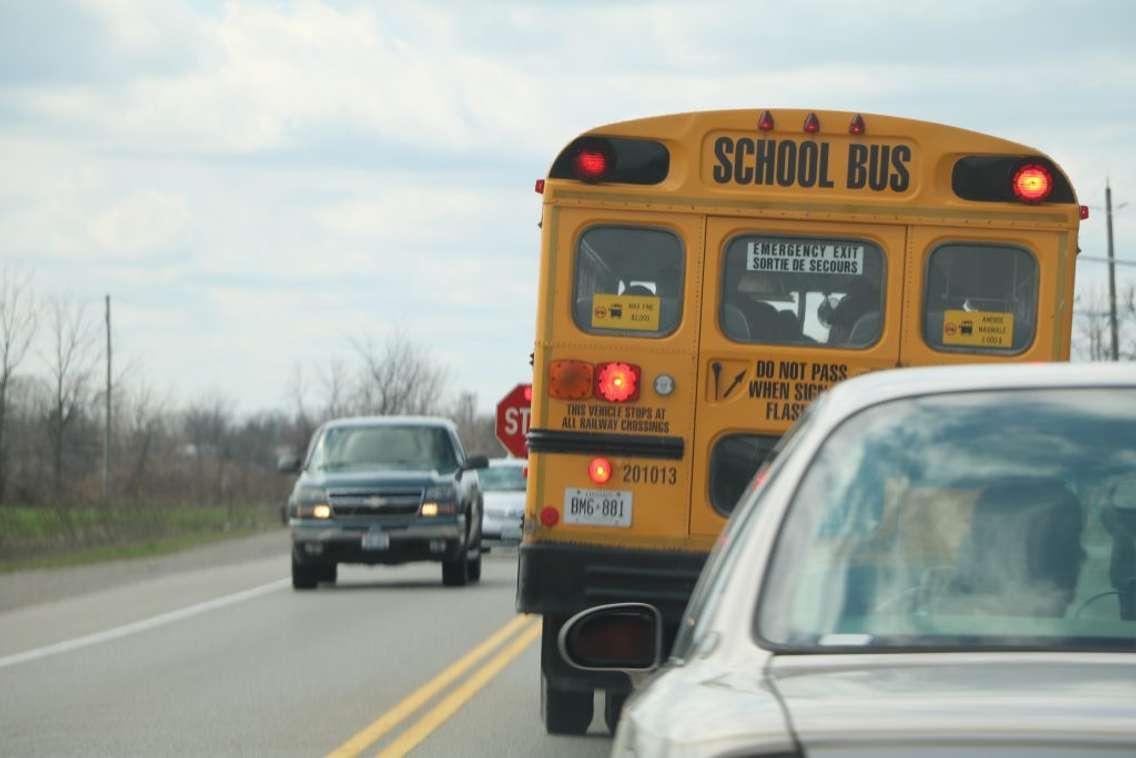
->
[0,527,276,573]
[0,502,283,573]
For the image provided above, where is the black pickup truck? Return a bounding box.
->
[280,416,488,589]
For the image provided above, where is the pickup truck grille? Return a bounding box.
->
[329,488,423,517]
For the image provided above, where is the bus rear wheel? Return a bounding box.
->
[541,674,592,735]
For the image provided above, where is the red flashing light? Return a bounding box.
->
[523,384,533,402]
[534,179,545,194]
[588,457,613,485]
[849,114,865,135]
[1080,205,1090,220]
[1012,164,1053,203]
[757,110,775,131]
[595,362,640,403]
[539,506,559,528]
[803,112,820,134]
[574,149,608,181]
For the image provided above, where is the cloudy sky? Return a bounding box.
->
[2,0,1134,414]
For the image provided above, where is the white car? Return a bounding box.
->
[560,363,1136,757]
[479,458,526,542]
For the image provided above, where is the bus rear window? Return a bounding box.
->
[573,226,684,338]
[720,235,886,348]
[923,243,1038,354]
[710,434,780,515]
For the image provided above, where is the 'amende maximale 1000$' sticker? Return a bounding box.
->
[942,309,1014,348]
[591,293,661,331]
[747,240,864,275]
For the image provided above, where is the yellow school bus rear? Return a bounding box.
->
[518,109,1081,734]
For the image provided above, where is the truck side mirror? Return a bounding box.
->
[463,455,490,471]
[276,453,302,474]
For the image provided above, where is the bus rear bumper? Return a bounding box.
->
[515,541,709,623]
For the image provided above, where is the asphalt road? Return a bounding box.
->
[0,531,613,757]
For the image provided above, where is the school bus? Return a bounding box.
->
[518,109,1082,733]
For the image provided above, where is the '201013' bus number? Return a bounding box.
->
[622,464,677,485]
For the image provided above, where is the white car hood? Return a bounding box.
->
[769,654,1136,757]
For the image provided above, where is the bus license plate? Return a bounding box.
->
[362,529,389,550]
[564,488,632,528]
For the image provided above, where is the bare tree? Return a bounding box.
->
[0,265,38,502]
[449,391,506,457]
[42,295,99,498]
[119,378,168,499]
[320,356,355,420]
[184,394,234,506]
[353,333,449,416]
[1075,282,1136,361]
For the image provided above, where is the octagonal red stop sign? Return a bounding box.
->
[495,383,532,458]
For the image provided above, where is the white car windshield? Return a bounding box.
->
[759,388,1136,652]
[479,465,526,492]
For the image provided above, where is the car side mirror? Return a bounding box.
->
[276,453,302,474]
[463,455,490,471]
[558,603,662,672]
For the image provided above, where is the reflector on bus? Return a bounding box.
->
[548,360,594,400]
[549,136,669,185]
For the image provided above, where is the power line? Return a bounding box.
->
[1079,255,1136,268]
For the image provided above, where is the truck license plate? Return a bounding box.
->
[563,488,632,528]
[362,529,389,550]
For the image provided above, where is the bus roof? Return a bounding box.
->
[544,109,1079,228]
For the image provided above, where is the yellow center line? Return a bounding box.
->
[326,613,535,758]
[375,618,543,758]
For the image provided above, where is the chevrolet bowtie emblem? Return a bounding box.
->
[365,496,387,507]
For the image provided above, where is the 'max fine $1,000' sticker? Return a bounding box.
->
[746,240,864,276]
[942,309,1014,348]
[591,293,661,331]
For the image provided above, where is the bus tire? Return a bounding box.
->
[604,690,627,734]
[541,673,592,735]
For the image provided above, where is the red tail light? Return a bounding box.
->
[803,112,820,134]
[595,362,640,402]
[1012,164,1053,203]
[539,506,559,527]
[588,457,613,485]
[574,150,608,181]
[849,114,865,135]
[757,110,775,131]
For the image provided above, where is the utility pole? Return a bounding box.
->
[104,294,111,501]
[1106,182,1119,361]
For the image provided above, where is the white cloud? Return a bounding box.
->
[2,0,1134,413]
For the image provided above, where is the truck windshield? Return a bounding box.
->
[311,426,457,472]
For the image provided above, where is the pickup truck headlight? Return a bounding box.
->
[421,484,458,517]
[294,486,331,519]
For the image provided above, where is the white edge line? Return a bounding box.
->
[0,577,290,669]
